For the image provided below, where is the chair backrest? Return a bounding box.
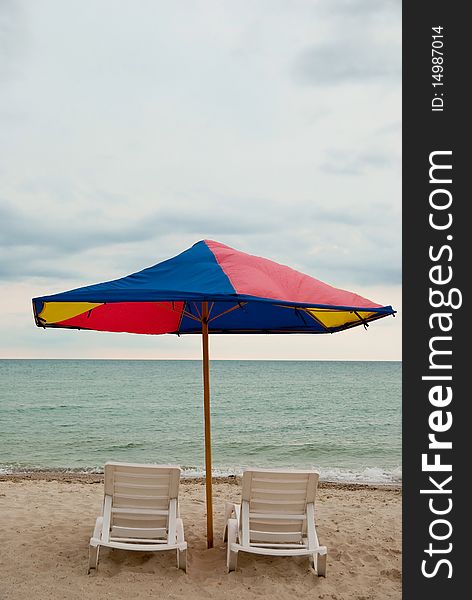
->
[241,468,319,545]
[104,461,181,539]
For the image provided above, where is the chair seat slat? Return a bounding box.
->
[111,526,167,536]
[251,498,307,505]
[110,537,168,543]
[114,493,169,501]
[249,512,305,520]
[115,472,171,480]
[112,507,169,516]
[252,477,308,484]
[250,530,303,543]
[115,483,170,490]
[250,542,307,549]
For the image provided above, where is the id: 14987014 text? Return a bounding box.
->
[432,26,445,112]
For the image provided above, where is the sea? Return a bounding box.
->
[0,360,401,485]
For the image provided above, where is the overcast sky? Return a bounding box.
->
[0,0,401,360]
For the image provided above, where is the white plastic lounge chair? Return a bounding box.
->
[88,461,187,574]
[224,468,327,576]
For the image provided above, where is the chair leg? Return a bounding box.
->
[176,518,187,572]
[88,544,100,575]
[317,552,327,577]
[227,546,238,572]
[177,547,187,572]
[226,519,238,572]
[88,516,103,574]
[223,502,235,542]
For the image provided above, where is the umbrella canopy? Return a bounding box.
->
[33,239,393,333]
[32,240,395,547]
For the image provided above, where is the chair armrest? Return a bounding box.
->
[224,501,241,542]
[89,516,104,547]
[224,501,241,526]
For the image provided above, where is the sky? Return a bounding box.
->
[0,0,401,360]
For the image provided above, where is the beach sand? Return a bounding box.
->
[0,474,401,600]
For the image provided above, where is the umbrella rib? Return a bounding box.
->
[208,302,215,319]
[300,308,330,332]
[176,302,186,333]
[154,301,202,323]
[208,302,247,323]
[192,302,202,320]
[354,311,369,329]
[181,310,202,322]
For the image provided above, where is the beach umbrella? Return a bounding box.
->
[32,239,395,547]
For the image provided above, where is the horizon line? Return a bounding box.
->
[0,357,402,362]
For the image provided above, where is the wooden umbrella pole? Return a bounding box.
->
[201,301,214,548]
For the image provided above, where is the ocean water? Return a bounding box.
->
[0,360,401,484]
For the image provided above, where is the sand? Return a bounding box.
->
[0,474,401,600]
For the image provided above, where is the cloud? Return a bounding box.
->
[0,194,280,282]
[320,148,399,176]
[304,248,401,287]
[0,0,26,81]
[291,0,400,86]
[0,195,271,254]
[293,40,400,85]
[0,200,151,252]
[320,0,401,19]
[1,190,400,287]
